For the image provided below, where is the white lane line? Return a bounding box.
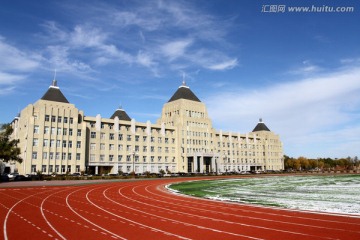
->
[40,187,74,240]
[65,186,126,240]
[147,184,360,232]
[128,184,339,239]
[3,189,53,240]
[88,187,191,240]
[104,186,263,240]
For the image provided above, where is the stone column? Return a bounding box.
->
[95,166,98,175]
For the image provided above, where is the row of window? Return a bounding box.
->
[89,154,175,163]
[44,115,74,124]
[31,165,80,173]
[90,122,175,135]
[33,139,81,148]
[34,125,81,136]
[90,132,175,144]
[182,130,212,138]
[120,165,176,173]
[32,151,81,161]
[90,143,175,153]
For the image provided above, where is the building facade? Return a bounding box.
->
[11,80,283,175]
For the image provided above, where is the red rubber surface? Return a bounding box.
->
[1,177,360,240]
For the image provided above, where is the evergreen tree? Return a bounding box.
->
[0,124,22,163]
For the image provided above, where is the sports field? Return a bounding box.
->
[1,176,360,239]
[169,174,360,215]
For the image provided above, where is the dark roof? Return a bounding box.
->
[168,85,201,103]
[252,119,271,132]
[110,109,131,121]
[41,86,69,103]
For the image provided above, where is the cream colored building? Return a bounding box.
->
[11,80,283,175]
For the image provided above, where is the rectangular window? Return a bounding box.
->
[143,146,147,152]
[64,117,68,123]
[44,126,50,134]
[76,153,80,160]
[55,152,60,160]
[43,139,48,147]
[33,139,38,147]
[90,143,96,150]
[127,135,131,141]
[77,129,81,136]
[100,143,105,150]
[91,132,96,138]
[126,155,131,162]
[118,155,123,161]
[109,155,114,161]
[76,165,80,172]
[158,147,162,153]
[165,138,169,144]
[58,116,62,123]
[62,140,67,148]
[101,123,105,129]
[100,133,105,139]
[135,155,139,162]
[69,128,73,136]
[100,155,105,161]
[49,165,53,173]
[143,136,147,142]
[34,125,39,134]
[109,144,114,150]
[31,165,36,173]
[43,152,48,159]
[90,154,95,161]
[42,165,47,173]
[50,140,55,147]
[51,116,56,122]
[68,141,72,148]
[63,128,67,135]
[109,133,114,140]
[118,134,123,140]
[76,141,81,148]
[62,153,66,160]
[32,151,37,159]
[56,140,61,147]
[158,137,162,143]
[55,165,59,173]
[151,137,154,142]
[51,127,56,135]
[45,115,50,122]
[151,156,154,162]
[135,145,139,152]
[135,135,139,142]
[49,152,54,160]
[68,153,72,160]
[151,146,154,152]
[69,117,73,124]
[143,156,147,162]
[62,166,65,173]
[126,145,131,151]
[90,122,95,128]
[118,144,123,151]
[158,156,162,162]
[57,128,62,135]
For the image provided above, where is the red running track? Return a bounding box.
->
[1,177,360,240]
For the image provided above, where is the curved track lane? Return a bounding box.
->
[1,177,360,240]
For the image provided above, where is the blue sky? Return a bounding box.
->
[1,0,359,159]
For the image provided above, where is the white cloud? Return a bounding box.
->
[206,65,360,158]
[161,39,193,60]
[0,36,40,72]
[207,58,238,70]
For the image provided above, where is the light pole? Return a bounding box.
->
[129,151,138,178]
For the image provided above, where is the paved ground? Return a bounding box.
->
[1,176,360,239]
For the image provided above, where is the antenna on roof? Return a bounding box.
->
[259,118,263,122]
[182,72,186,86]
[52,69,58,87]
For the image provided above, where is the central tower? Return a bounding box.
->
[158,81,218,173]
